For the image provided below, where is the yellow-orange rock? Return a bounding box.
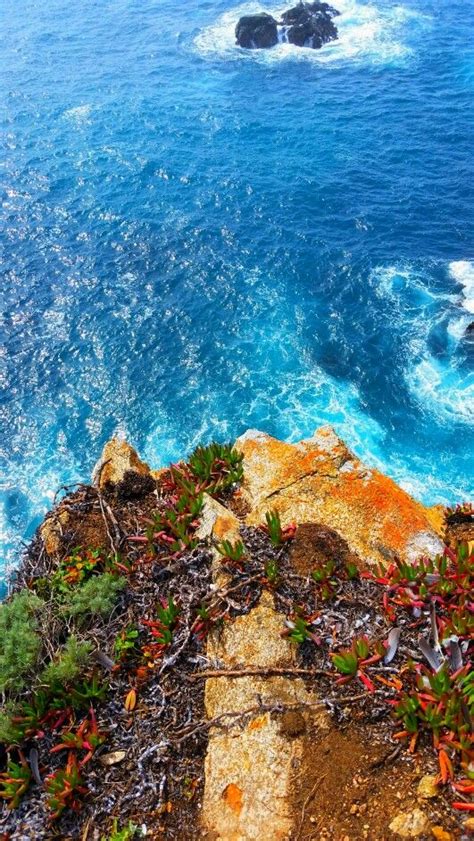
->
[389,808,431,838]
[40,509,70,555]
[202,592,329,841]
[236,427,444,568]
[431,828,452,841]
[92,437,151,490]
[196,495,240,586]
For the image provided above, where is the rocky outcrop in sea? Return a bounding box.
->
[236,2,340,50]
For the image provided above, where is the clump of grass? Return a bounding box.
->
[41,636,92,689]
[0,707,28,746]
[62,573,126,621]
[0,590,44,694]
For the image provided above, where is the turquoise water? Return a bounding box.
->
[1,0,473,578]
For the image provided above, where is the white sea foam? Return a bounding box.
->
[449,260,474,314]
[194,0,428,66]
[408,356,474,424]
[371,262,474,425]
[63,104,93,123]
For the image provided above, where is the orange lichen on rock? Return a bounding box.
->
[213,513,242,541]
[247,715,268,732]
[222,783,243,815]
[236,427,444,568]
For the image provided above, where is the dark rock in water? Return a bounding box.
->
[235,13,279,49]
[281,2,339,48]
[236,2,339,51]
[465,321,474,340]
[280,1,340,24]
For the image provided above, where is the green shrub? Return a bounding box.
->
[41,636,92,688]
[0,590,44,693]
[0,707,26,745]
[62,573,126,621]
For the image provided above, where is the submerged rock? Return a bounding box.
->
[236,1,339,50]
[235,13,279,49]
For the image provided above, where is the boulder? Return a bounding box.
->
[281,2,339,48]
[235,13,279,49]
[236,2,339,51]
[235,427,444,568]
[92,437,151,491]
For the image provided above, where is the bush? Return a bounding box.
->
[0,707,26,745]
[0,590,44,693]
[41,636,92,688]
[62,574,126,621]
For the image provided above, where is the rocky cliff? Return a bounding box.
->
[1,429,472,841]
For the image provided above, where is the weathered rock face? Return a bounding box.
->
[235,2,339,50]
[235,427,444,567]
[198,495,328,840]
[92,437,151,491]
[235,13,279,49]
[202,592,329,840]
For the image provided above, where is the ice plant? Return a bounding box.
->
[331,636,383,692]
[50,708,105,765]
[264,557,280,586]
[392,661,473,780]
[263,510,296,547]
[311,559,337,600]
[192,603,221,641]
[0,754,32,809]
[141,596,180,665]
[145,492,204,554]
[114,625,140,661]
[187,442,244,494]
[282,608,320,645]
[45,752,88,819]
[216,538,246,564]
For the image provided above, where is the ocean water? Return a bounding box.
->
[1,0,473,581]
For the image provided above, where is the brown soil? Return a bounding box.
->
[291,722,460,841]
[290,523,362,577]
[61,509,109,554]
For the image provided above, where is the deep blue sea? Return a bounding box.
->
[1,0,474,581]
